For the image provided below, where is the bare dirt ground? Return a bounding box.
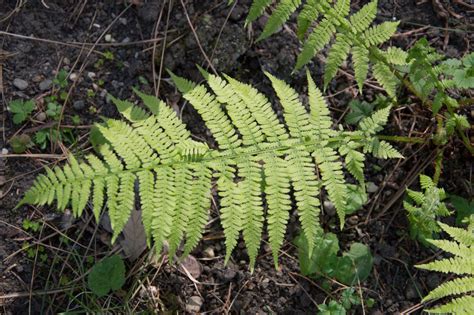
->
[1,0,472,313]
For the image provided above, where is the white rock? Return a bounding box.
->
[104,34,112,42]
[69,73,79,82]
[323,200,336,216]
[1,148,9,155]
[186,296,203,313]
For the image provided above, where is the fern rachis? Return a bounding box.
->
[20,71,401,270]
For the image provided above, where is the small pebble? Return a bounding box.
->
[185,296,203,313]
[104,34,113,42]
[13,78,28,90]
[222,268,237,281]
[39,79,52,91]
[63,57,71,65]
[366,182,379,193]
[323,200,336,216]
[203,247,215,258]
[36,112,47,122]
[119,17,127,25]
[69,73,79,82]
[1,148,9,155]
[87,72,96,80]
[32,75,43,83]
[73,100,86,111]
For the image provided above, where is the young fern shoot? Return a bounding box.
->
[19,71,402,270]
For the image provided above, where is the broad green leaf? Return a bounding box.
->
[87,255,125,297]
[294,232,339,276]
[334,243,373,285]
[451,195,474,226]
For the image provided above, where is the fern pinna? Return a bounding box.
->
[19,71,401,270]
[417,222,474,314]
[246,0,406,96]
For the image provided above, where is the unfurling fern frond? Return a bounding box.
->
[403,175,450,244]
[246,0,406,94]
[417,223,474,314]
[19,71,401,270]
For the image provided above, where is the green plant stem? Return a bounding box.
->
[377,135,426,144]
[433,149,443,185]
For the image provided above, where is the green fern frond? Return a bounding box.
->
[438,222,474,246]
[362,21,399,46]
[427,239,474,259]
[244,0,402,95]
[295,17,337,70]
[358,105,391,136]
[257,0,302,42]
[265,155,292,267]
[404,175,450,243]
[417,223,474,314]
[245,0,273,25]
[349,0,378,33]
[324,34,352,89]
[422,277,474,302]
[419,174,435,190]
[426,296,474,314]
[372,61,398,98]
[314,147,348,229]
[20,72,399,269]
[381,47,408,65]
[296,0,327,39]
[339,141,365,184]
[353,44,370,91]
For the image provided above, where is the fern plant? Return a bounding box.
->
[18,71,401,269]
[417,222,474,314]
[403,175,451,244]
[404,39,472,152]
[245,0,405,96]
[406,39,473,115]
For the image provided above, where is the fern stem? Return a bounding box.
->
[377,135,426,144]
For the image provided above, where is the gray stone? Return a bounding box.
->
[222,268,237,281]
[185,296,203,313]
[73,100,85,111]
[39,79,52,91]
[366,182,379,193]
[13,78,28,90]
